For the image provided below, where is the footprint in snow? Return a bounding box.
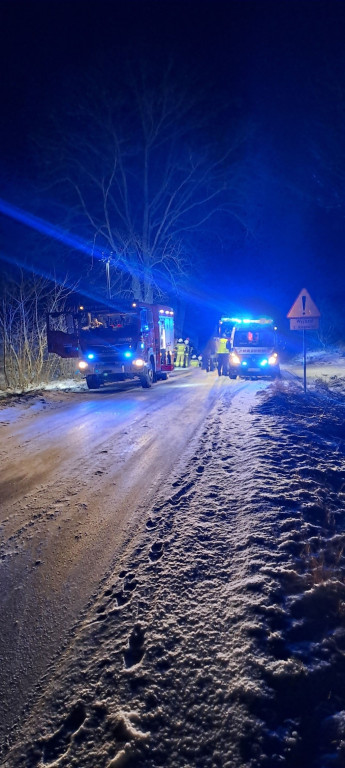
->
[124,624,145,668]
[149,541,164,561]
[123,575,138,592]
[42,702,86,764]
[114,590,130,607]
[146,517,161,530]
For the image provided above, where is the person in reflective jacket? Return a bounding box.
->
[175,338,186,367]
[216,334,230,376]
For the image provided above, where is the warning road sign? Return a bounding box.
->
[287,289,321,393]
[287,288,320,319]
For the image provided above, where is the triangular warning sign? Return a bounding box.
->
[287,288,320,319]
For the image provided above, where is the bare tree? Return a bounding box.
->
[0,269,75,391]
[42,66,245,302]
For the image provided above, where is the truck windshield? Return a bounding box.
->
[233,329,275,347]
[80,313,140,339]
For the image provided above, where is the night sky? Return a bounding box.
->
[1,0,345,340]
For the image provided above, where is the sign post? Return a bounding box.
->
[303,329,306,394]
[287,288,320,393]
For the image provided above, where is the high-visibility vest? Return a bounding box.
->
[216,337,228,354]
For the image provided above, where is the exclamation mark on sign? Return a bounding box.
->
[302,295,306,315]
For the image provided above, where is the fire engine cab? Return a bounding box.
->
[47,301,175,389]
[218,316,280,379]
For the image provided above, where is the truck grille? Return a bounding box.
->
[86,346,127,364]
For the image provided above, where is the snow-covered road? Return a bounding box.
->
[2,364,345,767]
[0,369,256,748]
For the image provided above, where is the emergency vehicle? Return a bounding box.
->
[47,301,175,389]
[218,316,280,379]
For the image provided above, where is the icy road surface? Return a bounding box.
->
[2,363,345,768]
[0,369,225,742]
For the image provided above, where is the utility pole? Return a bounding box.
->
[105,258,111,299]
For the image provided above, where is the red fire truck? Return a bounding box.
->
[47,301,175,389]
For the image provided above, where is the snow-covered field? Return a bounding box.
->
[1,356,345,767]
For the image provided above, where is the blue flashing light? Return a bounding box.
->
[140,342,145,349]
[87,353,95,360]
[221,316,274,326]
[124,351,132,358]
[241,361,248,366]
[260,359,268,366]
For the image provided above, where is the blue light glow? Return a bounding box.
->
[0,198,149,297]
[260,359,268,366]
[241,361,248,366]
[0,198,275,325]
[87,353,95,359]
[0,198,98,257]
[124,351,132,358]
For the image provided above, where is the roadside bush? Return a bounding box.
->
[0,270,75,392]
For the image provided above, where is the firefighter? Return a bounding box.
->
[175,338,186,367]
[216,333,230,376]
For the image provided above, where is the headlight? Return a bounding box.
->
[268,354,278,365]
[78,361,88,370]
[133,358,145,367]
[231,353,240,364]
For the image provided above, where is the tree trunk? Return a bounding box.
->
[131,274,143,301]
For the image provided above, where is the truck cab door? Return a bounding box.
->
[140,308,155,350]
[47,313,80,358]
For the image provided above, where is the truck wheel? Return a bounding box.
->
[86,374,101,389]
[140,365,153,388]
